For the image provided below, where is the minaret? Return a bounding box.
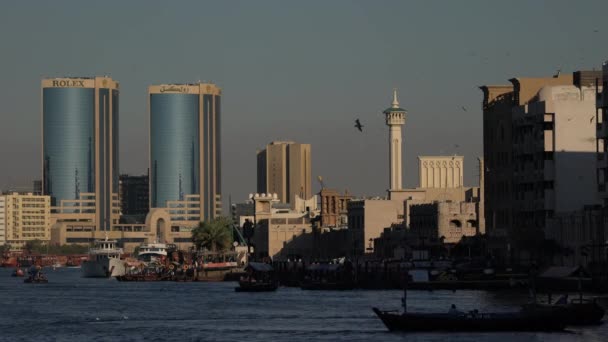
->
[383,89,406,194]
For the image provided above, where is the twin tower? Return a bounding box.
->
[41,77,221,230]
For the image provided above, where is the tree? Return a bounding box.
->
[24,239,44,254]
[191,217,233,252]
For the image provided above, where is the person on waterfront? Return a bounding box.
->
[448,304,462,315]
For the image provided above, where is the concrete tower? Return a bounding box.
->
[383,89,406,193]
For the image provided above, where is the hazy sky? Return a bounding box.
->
[1,0,607,210]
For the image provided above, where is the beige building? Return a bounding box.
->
[597,62,608,205]
[418,156,464,188]
[257,141,312,205]
[355,157,485,257]
[0,193,51,249]
[409,201,481,244]
[0,196,5,245]
[347,198,404,255]
[319,188,352,228]
[248,193,319,260]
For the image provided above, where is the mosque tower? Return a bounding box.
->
[383,89,406,194]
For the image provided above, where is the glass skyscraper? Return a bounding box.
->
[149,83,222,221]
[42,77,119,230]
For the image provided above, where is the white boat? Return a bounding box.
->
[137,241,168,264]
[81,237,126,278]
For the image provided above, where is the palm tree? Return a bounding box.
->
[191,217,233,252]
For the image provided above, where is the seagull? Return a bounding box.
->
[354,119,363,132]
[553,69,561,78]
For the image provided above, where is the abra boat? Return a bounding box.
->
[300,263,354,290]
[81,237,126,278]
[235,262,278,292]
[24,266,48,284]
[197,251,243,281]
[372,308,567,332]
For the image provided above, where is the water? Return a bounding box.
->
[0,268,606,342]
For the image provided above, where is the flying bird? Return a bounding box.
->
[461,106,467,112]
[355,119,363,132]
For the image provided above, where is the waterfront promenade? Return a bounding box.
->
[1,267,606,341]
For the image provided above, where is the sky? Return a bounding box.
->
[1,0,608,211]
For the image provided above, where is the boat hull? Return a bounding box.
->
[372,308,567,332]
[523,302,605,325]
[81,258,126,278]
[235,282,278,292]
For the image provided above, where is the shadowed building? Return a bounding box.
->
[481,70,602,261]
[257,141,311,206]
[149,83,222,221]
[42,76,120,231]
[119,174,149,223]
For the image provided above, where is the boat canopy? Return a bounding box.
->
[307,263,342,272]
[246,262,274,272]
[540,266,590,279]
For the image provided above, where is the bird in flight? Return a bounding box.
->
[461,106,467,112]
[355,119,363,132]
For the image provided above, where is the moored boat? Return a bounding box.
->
[300,263,354,290]
[81,237,126,278]
[235,262,278,292]
[522,296,605,325]
[136,241,169,264]
[11,268,25,277]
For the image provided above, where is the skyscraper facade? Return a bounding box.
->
[149,83,222,221]
[257,141,311,205]
[42,76,119,231]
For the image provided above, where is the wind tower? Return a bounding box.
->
[383,89,406,197]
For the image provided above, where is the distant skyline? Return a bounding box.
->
[1,1,608,211]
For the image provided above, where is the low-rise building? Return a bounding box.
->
[319,188,351,228]
[0,192,51,249]
[249,193,319,260]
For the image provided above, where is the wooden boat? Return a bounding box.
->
[235,262,278,292]
[372,308,567,332]
[300,263,354,290]
[11,268,25,277]
[373,268,567,332]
